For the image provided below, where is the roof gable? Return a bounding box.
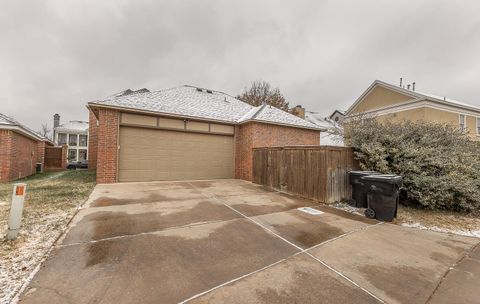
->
[347,80,418,115]
[347,80,480,116]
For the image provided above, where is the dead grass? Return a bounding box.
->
[396,205,480,234]
[0,170,95,304]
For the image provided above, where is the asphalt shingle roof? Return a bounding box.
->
[90,86,321,130]
[0,113,46,141]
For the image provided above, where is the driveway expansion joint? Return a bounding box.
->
[426,241,480,303]
[187,182,385,304]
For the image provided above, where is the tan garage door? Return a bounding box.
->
[118,127,234,182]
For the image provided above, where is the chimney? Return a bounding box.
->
[54,114,60,128]
[292,105,305,119]
[399,77,403,87]
[412,82,416,91]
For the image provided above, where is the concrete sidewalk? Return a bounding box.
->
[19,180,480,304]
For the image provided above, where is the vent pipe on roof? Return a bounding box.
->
[412,82,416,91]
[399,77,403,87]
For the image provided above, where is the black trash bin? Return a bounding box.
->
[361,174,402,222]
[348,171,381,208]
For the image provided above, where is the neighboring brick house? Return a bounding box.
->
[87,86,323,184]
[0,113,53,182]
[53,114,89,162]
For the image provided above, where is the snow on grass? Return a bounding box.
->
[330,200,480,239]
[0,171,95,304]
[401,222,480,238]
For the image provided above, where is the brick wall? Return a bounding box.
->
[11,132,38,180]
[95,108,119,183]
[0,130,13,182]
[0,131,38,182]
[235,122,320,181]
[88,110,99,170]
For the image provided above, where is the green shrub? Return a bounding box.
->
[344,119,480,211]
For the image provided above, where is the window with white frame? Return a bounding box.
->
[459,114,466,131]
[68,149,77,161]
[69,134,78,146]
[58,133,67,145]
[477,117,480,135]
[79,135,88,147]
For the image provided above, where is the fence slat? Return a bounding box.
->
[252,146,359,203]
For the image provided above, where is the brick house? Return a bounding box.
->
[0,113,53,182]
[87,86,323,184]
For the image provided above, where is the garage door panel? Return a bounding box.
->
[119,127,234,182]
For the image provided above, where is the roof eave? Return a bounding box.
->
[0,125,44,141]
[88,102,238,125]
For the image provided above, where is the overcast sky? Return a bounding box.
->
[1,0,479,133]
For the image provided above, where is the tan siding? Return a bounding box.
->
[210,124,234,134]
[376,108,426,122]
[118,127,234,182]
[121,113,157,126]
[158,117,185,129]
[186,121,209,132]
[351,86,415,114]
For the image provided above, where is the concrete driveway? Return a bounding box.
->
[20,180,480,304]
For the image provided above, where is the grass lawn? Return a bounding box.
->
[0,170,96,303]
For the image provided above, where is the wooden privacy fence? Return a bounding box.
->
[253,146,359,203]
[44,146,66,170]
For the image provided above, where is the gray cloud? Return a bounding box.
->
[1,0,479,132]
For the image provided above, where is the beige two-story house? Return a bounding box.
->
[345,80,480,139]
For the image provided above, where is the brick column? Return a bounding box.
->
[37,141,46,171]
[61,145,68,168]
[88,109,98,170]
[96,108,119,183]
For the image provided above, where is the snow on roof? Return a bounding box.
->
[320,132,344,146]
[305,111,338,129]
[237,104,320,129]
[0,113,46,141]
[55,120,89,133]
[416,91,480,111]
[366,80,480,113]
[90,86,321,130]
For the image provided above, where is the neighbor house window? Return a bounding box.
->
[459,114,466,131]
[69,134,78,146]
[58,133,67,145]
[79,149,87,161]
[79,135,88,147]
[68,149,77,161]
[477,117,480,135]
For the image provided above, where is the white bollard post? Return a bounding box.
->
[6,183,27,240]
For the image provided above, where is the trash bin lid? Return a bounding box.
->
[361,174,402,183]
[348,171,381,177]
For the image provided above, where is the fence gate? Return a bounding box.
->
[44,146,63,169]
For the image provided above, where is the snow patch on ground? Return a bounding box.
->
[331,202,364,216]
[0,210,74,304]
[401,222,480,238]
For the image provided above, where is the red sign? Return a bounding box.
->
[15,186,25,196]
